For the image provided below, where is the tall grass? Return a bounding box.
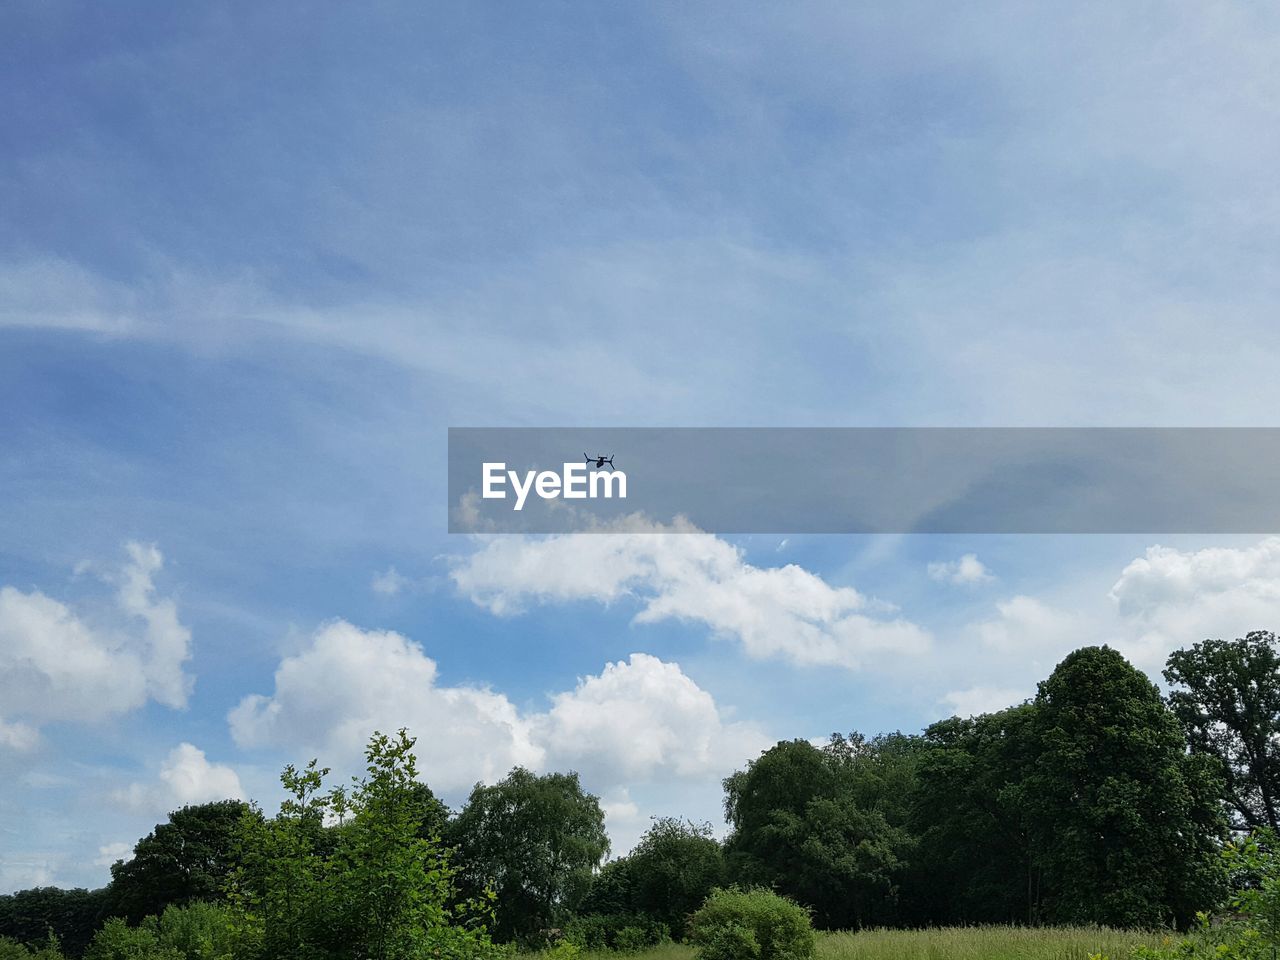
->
[819,926,1168,960]
[561,927,1172,960]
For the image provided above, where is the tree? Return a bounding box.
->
[619,818,725,936]
[910,705,1039,925]
[450,768,608,944]
[722,736,918,930]
[1027,646,1228,928]
[579,818,725,939]
[102,800,249,925]
[229,729,500,960]
[1165,631,1280,831]
[0,887,106,958]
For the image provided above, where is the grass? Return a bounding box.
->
[562,927,1174,960]
[819,926,1169,959]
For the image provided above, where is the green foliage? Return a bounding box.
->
[911,704,1040,925]
[1132,829,1280,958]
[103,802,249,926]
[722,736,919,929]
[0,886,107,957]
[228,728,503,960]
[564,915,669,952]
[83,919,179,960]
[688,889,813,960]
[148,902,236,960]
[1027,646,1228,928]
[1165,631,1280,831]
[580,820,724,939]
[451,768,609,944]
[0,933,67,960]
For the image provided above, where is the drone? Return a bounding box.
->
[584,453,616,470]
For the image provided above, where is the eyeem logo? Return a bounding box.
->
[482,462,627,511]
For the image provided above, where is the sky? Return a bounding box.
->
[3,0,1280,892]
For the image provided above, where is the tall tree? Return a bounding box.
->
[1027,646,1228,928]
[102,799,249,924]
[580,818,725,939]
[0,887,106,957]
[229,729,499,960]
[1165,631,1280,831]
[723,736,918,930]
[910,705,1040,925]
[450,768,608,944]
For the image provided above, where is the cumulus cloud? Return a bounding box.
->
[450,518,931,670]
[1109,538,1280,672]
[535,653,768,783]
[113,743,244,814]
[947,537,1280,700]
[0,543,193,732]
[974,595,1081,656]
[928,554,995,585]
[229,620,544,791]
[228,622,766,801]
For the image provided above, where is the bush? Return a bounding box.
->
[0,936,65,960]
[83,919,181,960]
[563,915,669,952]
[689,889,814,960]
[150,903,236,960]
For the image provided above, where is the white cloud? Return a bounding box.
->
[974,595,1081,655]
[536,653,768,783]
[0,719,39,752]
[1109,538,1280,672]
[115,542,194,709]
[94,842,132,868]
[0,857,58,893]
[229,620,544,791]
[450,518,931,671]
[0,543,193,729]
[113,742,244,814]
[371,566,411,596]
[228,622,766,806]
[940,685,1031,718]
[928,553,994,585]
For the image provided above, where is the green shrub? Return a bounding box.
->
[696,922,759,960]
[84,919,180,960]
[150,902,236,960]
[688,889,813,960]
[564,914,669,952]
[0,936,66,960]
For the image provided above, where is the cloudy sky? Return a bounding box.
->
[4,1,1280,891]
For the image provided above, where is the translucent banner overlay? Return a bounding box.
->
[448,428,1280,534]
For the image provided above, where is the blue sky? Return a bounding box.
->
[4,1,1280,891]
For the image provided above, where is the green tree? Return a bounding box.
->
[1165,631,1280,831]
[1028,645,1228,927]
[230,729,499,960]
[722,736,918,930]
[0,887,105,957]
[451,768,608,944]
[103,801,249,925]
[910,705,1040,925]
[579,818,725,940]
[83,919,179,960]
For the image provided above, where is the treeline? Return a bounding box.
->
[6,633,1280,957]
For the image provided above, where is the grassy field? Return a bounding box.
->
[566,927,1172,960]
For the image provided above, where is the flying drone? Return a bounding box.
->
[584,453,615,470]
